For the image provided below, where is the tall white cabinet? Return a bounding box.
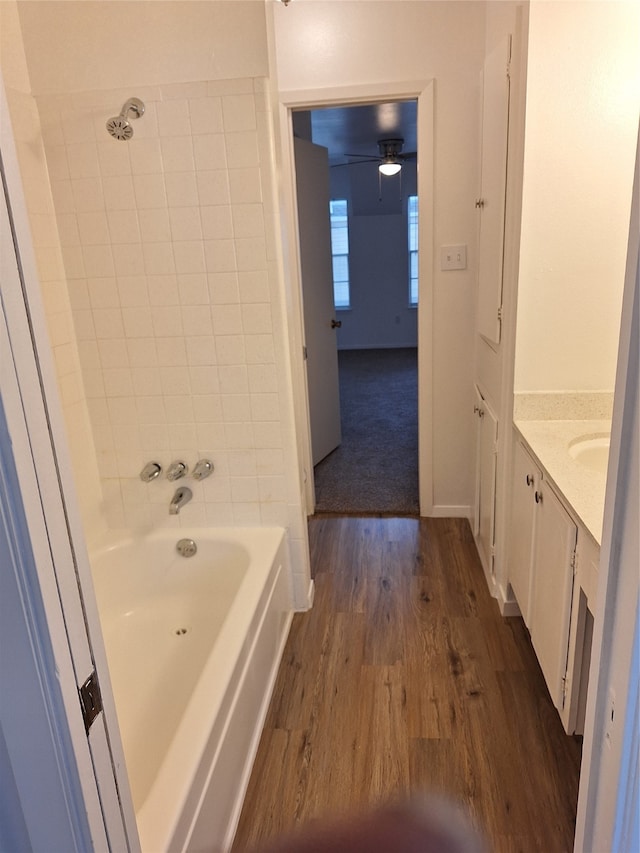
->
[476,34,512,346]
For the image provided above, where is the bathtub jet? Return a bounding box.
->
[169,486,192,515]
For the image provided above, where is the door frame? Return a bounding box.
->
[276,80,435,515]
[1,75,139,850]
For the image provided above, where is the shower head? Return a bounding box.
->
[106,97,145,141]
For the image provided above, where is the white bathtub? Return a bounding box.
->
[90,527,292,853]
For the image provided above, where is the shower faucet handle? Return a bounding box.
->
[167,460,188,481]
[140,461,162,482]
[192,459,214,481]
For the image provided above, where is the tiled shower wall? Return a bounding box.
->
[5,85,106,541]
[35,78,307,588]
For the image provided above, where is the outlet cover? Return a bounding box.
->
[440,244,467,271]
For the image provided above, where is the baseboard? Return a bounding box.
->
[337,343,418,351]
[497,584,521,617]
[306,578,315,610]
[426,504,472,518]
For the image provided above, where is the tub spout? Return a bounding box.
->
[169,486,192,515]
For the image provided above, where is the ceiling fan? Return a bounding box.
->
[334,138,417,176]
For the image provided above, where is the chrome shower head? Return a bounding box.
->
[106,97,145,141]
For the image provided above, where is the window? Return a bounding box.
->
[408,195,419,306]
[329,199,350,309]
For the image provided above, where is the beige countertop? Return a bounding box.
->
[514,418,611,546]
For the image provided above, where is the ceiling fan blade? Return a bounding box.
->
[331,159,380,168]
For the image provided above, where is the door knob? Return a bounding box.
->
[331,318,342,329]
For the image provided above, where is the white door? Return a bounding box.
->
[475,389,498,575]
[476,34,511,345]
[530,481,577,710]
[507,438,538,625]
[294,136,342,466]
[1,86,139,851]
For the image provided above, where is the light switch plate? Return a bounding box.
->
[440,244,467,270]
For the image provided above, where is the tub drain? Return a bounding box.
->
[176,538,197,558]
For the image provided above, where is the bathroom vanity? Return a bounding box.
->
[506,396,611,735]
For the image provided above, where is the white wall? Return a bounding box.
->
[330,159,418,350]
[17,1,268,92]
[514,0,640,393]
[274,0,486,511]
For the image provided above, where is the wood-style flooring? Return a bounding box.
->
[232,517,582,852]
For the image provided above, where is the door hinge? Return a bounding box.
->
[561,674,569,708]
[302,345,308,361]
[570,549,577,577]
[497,305,503,322]
[79,670,103,734]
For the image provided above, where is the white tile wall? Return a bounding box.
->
[36,78,307,567]
[5,86,107,545]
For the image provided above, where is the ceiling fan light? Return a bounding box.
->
[379,161,402,177]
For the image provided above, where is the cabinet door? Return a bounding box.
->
[476,34,511,345]
[530,482,577,711]
[508,439,537,626]
[475,389,498,575]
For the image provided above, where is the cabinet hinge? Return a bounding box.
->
[79,670,103,734]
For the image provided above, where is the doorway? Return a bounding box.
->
[285,92,429,515]
[314,346,419,514]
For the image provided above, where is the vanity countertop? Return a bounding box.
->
[514,418,611,546]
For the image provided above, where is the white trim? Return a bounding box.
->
[1,73,139,852]
[276,80,435,518]
[0,187,108,853]
[429,504,471,519]
[574,129,640,852]
[0,302,102,853]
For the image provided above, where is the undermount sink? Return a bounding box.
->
[568,433,611,473]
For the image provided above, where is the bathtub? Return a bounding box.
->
[90,527,292,852]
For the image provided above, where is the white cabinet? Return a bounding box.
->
[473,386,498,576]
[562,530,598,735]
[508,438,537,623]
[529,480,577,712]
[507,434,578,715]
[476,34,511,345]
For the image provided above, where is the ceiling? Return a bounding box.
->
[305,100,418,166]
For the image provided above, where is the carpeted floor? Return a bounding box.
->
[313,347,419,514]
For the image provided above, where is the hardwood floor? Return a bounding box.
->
[232,517,582,852]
